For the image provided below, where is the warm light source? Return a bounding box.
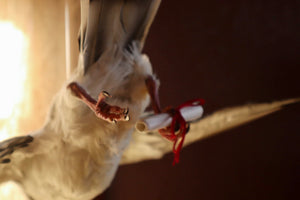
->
[0,22,27,119]
[0,21,28,141]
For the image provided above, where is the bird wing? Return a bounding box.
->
[0,135,34,183]
[121,98,300,165]
[79,0,161,73]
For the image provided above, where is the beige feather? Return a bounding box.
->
[121,98,300,164]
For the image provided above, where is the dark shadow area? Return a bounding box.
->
[95,1,300,199]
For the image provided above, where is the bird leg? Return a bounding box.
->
[68,82,129,124]
[145,76,162,114]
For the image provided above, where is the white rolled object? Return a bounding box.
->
[136,105,204,133]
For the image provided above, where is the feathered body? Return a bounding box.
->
[2,45,153,200]
[0,0,161,198]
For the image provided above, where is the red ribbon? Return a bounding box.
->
[158,98,205,165]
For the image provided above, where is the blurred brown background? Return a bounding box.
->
[0,0,299,200]
[96,1,300,200]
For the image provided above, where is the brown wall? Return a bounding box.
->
[97,1,300,200]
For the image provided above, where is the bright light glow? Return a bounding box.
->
[0,21,28,141]
[0,22,29,200]
[0,22,27,119]
[0,181,29,200]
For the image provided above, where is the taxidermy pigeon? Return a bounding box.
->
[0,0,299,200]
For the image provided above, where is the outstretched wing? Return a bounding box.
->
[121,98,300,165]
[0,135,33,183]
[79,0,161,73]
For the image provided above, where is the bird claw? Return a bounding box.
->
[95,104,130,124]
[124,108,129,115]
[124,113,130,121]
[102,91,112,98]
[68,82,130,124]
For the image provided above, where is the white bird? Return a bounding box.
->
[0,0,298,200]
[1,0,160,199]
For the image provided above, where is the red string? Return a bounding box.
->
[158,98,205,165]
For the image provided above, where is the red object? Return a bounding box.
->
[146,75,205,164]
[146,75,205,165]
[158,99,205,165]
[67,82,129,123]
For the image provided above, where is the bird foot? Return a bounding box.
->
[68,82,129,124]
